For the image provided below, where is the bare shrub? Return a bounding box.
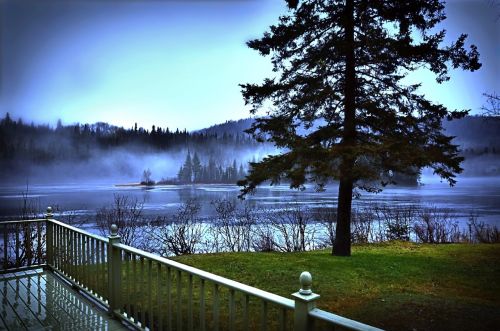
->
[235,202,258,252]
[313,207,336,248]
[146,200,204,256]
[469,214,500,243]
[413,207,460,243]
[95,194,144,246]
[373,204,415,241]
[269,203,314,252]
[209,199,256,252]
[1,190,45,269]
[351,208,375,243]
[251,222,275,252]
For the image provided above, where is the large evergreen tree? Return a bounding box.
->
[238,0,481,256]
[192,152,203,182]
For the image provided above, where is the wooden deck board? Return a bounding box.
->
[0,269,127,331]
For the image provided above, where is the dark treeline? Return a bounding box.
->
[0,113,260,164]
[176,151,247,184]
[2,113,498,183]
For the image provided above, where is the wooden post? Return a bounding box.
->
[45,207,54,267]
[292,271,320,331]
[108,224,122,316]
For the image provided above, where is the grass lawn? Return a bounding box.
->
[173,242,500,331]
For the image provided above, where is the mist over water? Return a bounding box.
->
[0,145,276,185]
[1,117,499,230]
[0,175,498,230]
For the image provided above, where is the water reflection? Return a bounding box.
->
[0,177,498,225]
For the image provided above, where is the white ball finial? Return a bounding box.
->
[110,224,118,236]
[45,206,53,219]
[299,271,313,295]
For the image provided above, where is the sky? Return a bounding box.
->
[0,0,498,131]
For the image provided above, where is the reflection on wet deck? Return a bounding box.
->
[0,269,126,330]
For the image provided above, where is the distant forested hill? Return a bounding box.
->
[197,118,254,136]
[442,116,500,176]
[0,114,498,183]
[443,116,500,150]
[0,114,273,183]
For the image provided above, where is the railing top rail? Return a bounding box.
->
[48,219,108,243]
[114,242,295,309]
[309,308,384,331]
[0,219,46,225]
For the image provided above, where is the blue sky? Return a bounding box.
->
[0,0,498,131]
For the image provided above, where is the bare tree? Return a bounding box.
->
[269,203,313,252]
[211,199,241,252]
[469,214,500,243]
[413,207,458,243]
[482,92,500,116]
[314,207,337,248]
[146,200,204,256]
[351,208,374,243]
[141,168,155,186]
[95,194,144,246]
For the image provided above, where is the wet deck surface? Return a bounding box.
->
[0,269,127,330]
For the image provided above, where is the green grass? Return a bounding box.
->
[172,242,500,331]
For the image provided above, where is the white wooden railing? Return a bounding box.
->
[0,207,383,331]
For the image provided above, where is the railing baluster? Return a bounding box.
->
[243,294,249,331]
[157,262,162,331]
[61,225,64,271]
[229,289,235,330]
[213,283,219,331]
[64,226,67,272]
[3,224,8,269]
[177,270,182,331]
[68,227,71,276]
[53,224,56,269]
[91,238,96,294]
[76,232,80,283]
[81,232,85,285]
[279,308,286,331]
[94,240,102,298]
[133,254,138,323]
[261,300,268,331]
[62,227,67,274]
[85,234,89,287]
[125,252,131,318]
[167,267,172,331]
[140,256,145,326]
[148,259,152,329]
[81,232,85,284]
[101,241,106,299]
[36,221,42,264]
[60,226,64,273]
[200,278,205,331]
[71,231,80,283]
[188,273,193,331]
[15,223,20,267]
[54,225,62,271]
[68,229,73,280]
[26,222,32,266]
[86,234,91,290]
[52,224,61,270]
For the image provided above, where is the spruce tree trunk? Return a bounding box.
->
[333,0,356,257]
[334,177,353,255]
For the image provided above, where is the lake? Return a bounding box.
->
[0,176,499,228]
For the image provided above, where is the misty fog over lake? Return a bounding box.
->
[1,175,498,232]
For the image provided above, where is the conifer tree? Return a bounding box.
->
[178,151,193,183]
[192,152,203,182]
[239,0,481,256]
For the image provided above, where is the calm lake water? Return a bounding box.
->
[0,176,499,227]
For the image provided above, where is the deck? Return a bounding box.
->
[0,269,127,331]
